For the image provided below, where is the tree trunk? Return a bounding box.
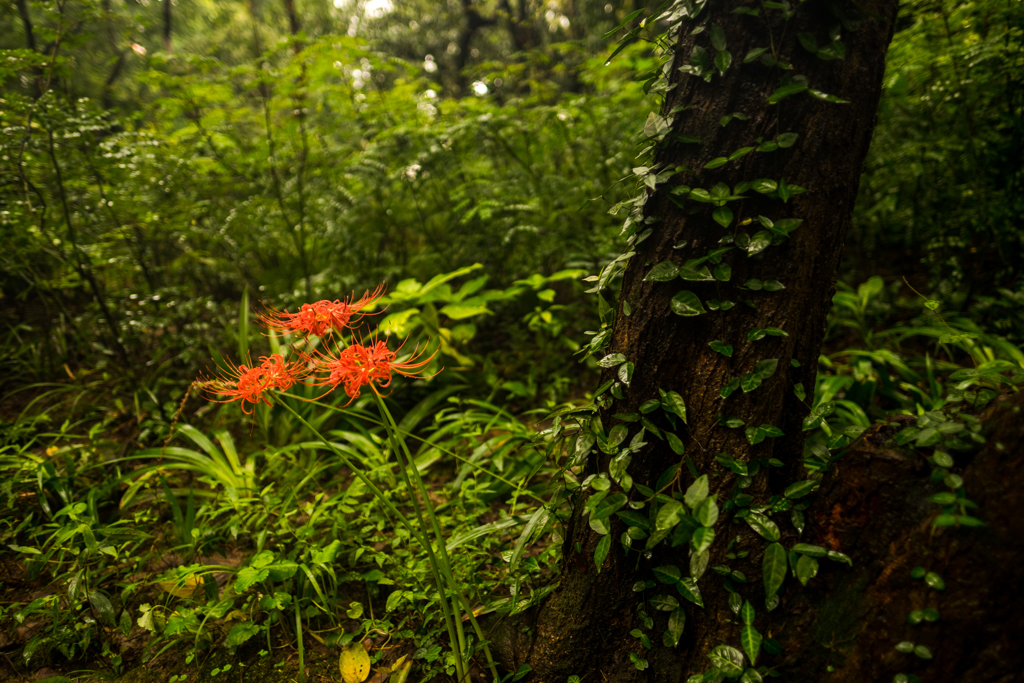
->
[490,1,904,681]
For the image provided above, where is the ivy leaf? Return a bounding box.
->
[777,133,798,148]
[741,600,755,626]
[720,377,740,398]
[745,513,780,542]
[741,625,762,666]
[784,479,819,499]
[695,496,719,527]
[653,565,682,584]
[676,578,704,607]
[679,264,714,281]
[690,526,715,554]
[763,280,786,291]
[795,555,819,586]
[741,373,761,393]
[754,358,779,379]
[685,475,709,509]
[747,230,773,256]
[594,535,611,572]
[713,263,732,281]
[752,178,777,193]
[744,47,767,63]
[645,261,680,281]
[763,542,787,600]
[666,608,686,647]
[670,291,707,316]
[744,426,766,445]
[770,218,803,236]
[599,353,626,368]
[768,82,808,104]
[708,645,745,678]
[660,390,688,423]
[713,206,734,228]
[709,340,733,357]
[656,500,685,531]
[715,50,733,74]
[710,24,727,51]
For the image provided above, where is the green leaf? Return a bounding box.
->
[762,543,787,600]
[666,431,686,455]
[784,479,819,499]
[679,263,714,281]
[713,263,732,281]
[777,133,798,148]
[685,475,709,509]
[795,555,819,586]
[713,206,734,228]
[740,625,762,666]
[741,373,762,393]
[768,82,808,104]
[797,32,818,52]
[235,566,269,592]
[721,377,740,398]
[747,231,773,256]
[754,358,779,379]
[599,353,626,368]
[695,496,719,527]
[763,280,785,291]
[690,526,715,554]
[666,607,686,647]
[708,645,745,677]
[704,157,729,169]
[741,600,755,626]
[650,594,680,611]
[226,621,261,653]
[715,50,733,74]
[744,47,767,62]
[791,543,827,557]
[670,291,707,316]
[676,578,704,608]
[924,572,945,590]
[645,261,681,281]
[745,513,780,542]
[657,500,685,531]
[661,390,688,423]
[594,535,611,572]
[740,668,764,683]
[690,550,709,580]
[914,645,933,660]
[752,179,778,194]
[654,565,681,584]
[710,24,727,51]
[709,340,733,357]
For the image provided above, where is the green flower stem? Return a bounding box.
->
[373,392,499,683]
[277,402,466,683]
[278,392,543,503]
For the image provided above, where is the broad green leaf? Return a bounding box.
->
[653,565,681,584]
[657,500,685,531]
[740,668,764,683]
[741,600,755,625]
[784,479,819,499]
[924,572,945,590]
[762,543,787,600]
[690,550,709,580]
[713,264,732,281]
[661,390,688,422]
[670,291,707,316]
[599,353,626,368]
[440,303,491,320]
[708,645,745,677]
[690,526,715,555]
[666,607,686,647]
[752,179,777,193]
[226,621,261,653]
[704,157,729,169]
[715,50,733,74]
[795,555,819,586]
[677,578,704,607]
[791,543,827,557]
[754,358,779,379]
[745,513,780,542]
[740,625,762,666]
[768,82,808,104]
[696,496,719,527]
[645,261,681,281]
[594,534,612,572]
[713,206,734,228]
[777,133,798,148]
[684,475,709,509]
[710,24,727,50]
[666,431,686,455]
[709,340,733,356]
[741,373,762,393]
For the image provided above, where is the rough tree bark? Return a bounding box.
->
[488,0,923,681]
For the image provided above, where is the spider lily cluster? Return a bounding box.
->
[203,285,436,412]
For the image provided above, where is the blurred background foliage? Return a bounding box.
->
[0,0,1023,675]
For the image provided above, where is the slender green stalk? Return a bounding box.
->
[277,402,465,682]
[296,606,305,683]
[373,392,500,683]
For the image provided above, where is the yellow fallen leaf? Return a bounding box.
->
[157,573,201,598]
[391,659,412,683]
[340,642,371,683]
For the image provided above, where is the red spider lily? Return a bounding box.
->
[205,354,303,414]
[259,284,386,338]
[311,339,438,402]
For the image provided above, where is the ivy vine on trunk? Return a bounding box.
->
[491,0,901,681]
